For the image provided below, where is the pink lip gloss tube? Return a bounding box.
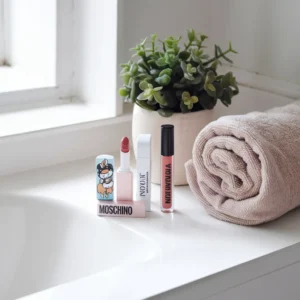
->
[161,125,174,213]
[117,137,133,202]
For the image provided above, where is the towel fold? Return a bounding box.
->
[185,102,300,225]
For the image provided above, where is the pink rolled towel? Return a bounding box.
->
[185,102,300,225]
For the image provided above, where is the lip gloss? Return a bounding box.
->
[117,137,133,202]
[161,125,174,213]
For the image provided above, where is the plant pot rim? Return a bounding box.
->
[134,104,213,119]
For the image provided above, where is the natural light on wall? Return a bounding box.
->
[0,0,56,92]
[0,0,74,107]
[0,0,119,118]
[0,0,5,66]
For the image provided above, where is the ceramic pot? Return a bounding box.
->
[132,105,213,185]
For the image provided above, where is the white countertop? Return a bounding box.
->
[1,157,300,300]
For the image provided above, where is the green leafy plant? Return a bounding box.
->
[119,30,239,117]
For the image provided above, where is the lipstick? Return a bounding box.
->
[161,125,174,213]
[117,137,133,202]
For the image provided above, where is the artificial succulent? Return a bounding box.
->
[119,30,239,117]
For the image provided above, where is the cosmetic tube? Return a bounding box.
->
[161,125,174,212]
[136,134,151,211]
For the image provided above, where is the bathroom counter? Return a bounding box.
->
[2,157,300,300]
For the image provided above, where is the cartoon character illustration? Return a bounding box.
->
[97,159,114,198]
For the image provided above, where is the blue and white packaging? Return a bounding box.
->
[96,154,114,201]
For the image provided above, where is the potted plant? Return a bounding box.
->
[119,29,239,185]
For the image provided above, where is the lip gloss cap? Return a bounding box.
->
[161,124,174,156]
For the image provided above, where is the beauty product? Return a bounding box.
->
[136,134,151,211]
[117,137,133,201]
[96,154,114,201]
[161,125,174,212]
[98,200,146,218]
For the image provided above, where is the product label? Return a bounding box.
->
[96,157,114,201]
[139,172,149,197]
[161,156,173,209]
[98,205,133,215]
[165,164,172,204]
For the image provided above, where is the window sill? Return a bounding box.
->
[0,102,132,176]
[0,101,131,138]
[0,66,72,107]
[0,66,54,94]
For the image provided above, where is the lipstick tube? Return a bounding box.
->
[161,125,174,213]
[117,137,133,202]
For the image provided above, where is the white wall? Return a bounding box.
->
[74,0,119,117]
[119,0,212,75]
[120,0,300,86]
[210,0,300,85]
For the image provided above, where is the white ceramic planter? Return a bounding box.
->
[132,105,213,185]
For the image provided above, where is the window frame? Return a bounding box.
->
[0,0,4,65]
[0,0,121,118]
[0,0,74,107]
[0,0,127,177]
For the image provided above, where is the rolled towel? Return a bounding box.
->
[185,102,300,225]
